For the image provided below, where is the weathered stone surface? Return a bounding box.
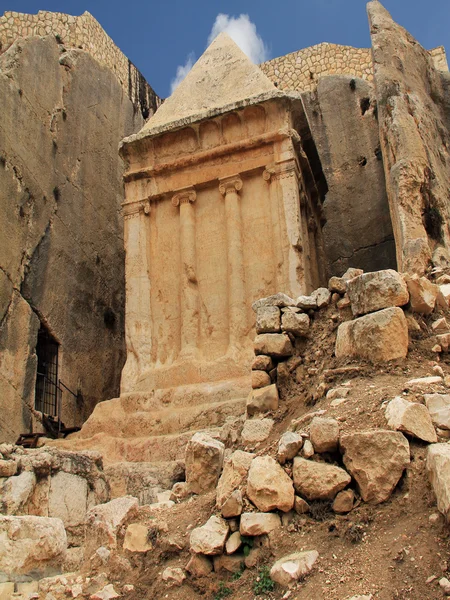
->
[432,318,449,333]
[241,418,274,444]
[346,270,408,316]
[427,443,450,521]
[329,276,347,294]
[335,307,408,362]
[405,375,443,389]
[404,275,438,314]
[252,293,296,311]
[91,584,120,599]
[256,306,281,334]
[332,489,355,513]
[340,430,410,503]
[270,551,318,587]
[251,370,271,389]
[185,554,213,577]
[0,460,17,477]
[0,470,36,514]
[48,471,88,527]
[216,450,254,509]
[368,1,450,275]
[277,432,304,464]
[385,396,437,443]
[162,567,186,586]
[254,333,294,358]
[247,456,295,513]
[310,417,340,453]
[225,531,242,554]
[213,554,245,573]
[342,268,364,281]
[302,439,315,458]
[292,457,350,500]
[190,516,229,555]
[246,384,279,417]
[85,496,138,551]
[281,312,310,337]
[0,515,67,577]
[425,394,450,430]
[123,523,153,552]
[294,496,310,514]
[240,512,281,536]
[252,355,273,372]
[296,295,318,310]
[312,288,332,309]
[185,432,225,495]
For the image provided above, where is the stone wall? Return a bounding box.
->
[0,10,161,119]
[0,35,146,442]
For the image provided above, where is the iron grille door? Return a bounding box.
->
[34,325,59,416]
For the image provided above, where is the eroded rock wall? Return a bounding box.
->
[302,76,396,276]
[0,35,145,441]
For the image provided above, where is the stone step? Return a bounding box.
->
[77,396,246,439]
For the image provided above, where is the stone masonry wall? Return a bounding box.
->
[260,42,448,93]
[0,10,161,119]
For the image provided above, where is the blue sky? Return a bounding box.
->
[2,0,449,98]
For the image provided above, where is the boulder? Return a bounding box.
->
[162,567,186,586]
[221,490,243,518]
[270,551,318,587]
[256,306,281,334]
[292,457,350,500]
[296,295,318,310]
[185,554,213,577]
[216,450,254,509]
[190,516,229,555]
[225,531,242,554]
[251,370,271,389]
[277,432,304,464]
[404,274,438,314]
[439,284,450,307]
[246,456,295,513]
[85,496,138,550]
[342,268,364,281]
[254,333,293,358]
[90,584,120,599]
[335,307,408,362]
[123,523,153,552]
[425,394,450,430]
[185,432,225,495]
[0,515,67,577]
[329,276,347,294]
[346,270,409,316]
[48,471,89,527]
[281,312,310,336]
[240,512,281,536]
[405,375,443,390]
[340,431,410,503]
[312,288,332,309]
[252,294,295,311]
[302,439,315,458]
[385,396,437,443]
[432,318,449,333]
[213,554,245,573]
[427,443,450,521]
[309,417,340,453]
[294,496,310,514]
[332,489,355,513]
[252,355,273,372]
[241,418,274,444]
[0,460,17,477]
[0,470,36,514]
[247,384,279,417]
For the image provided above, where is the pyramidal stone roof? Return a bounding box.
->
[140,32,278,136]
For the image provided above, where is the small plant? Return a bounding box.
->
[214,582,232,600]
[240,535,254,557]
[253,566,275,595]
[309,499,333,521]
[344,522,365,544]
[231,565,244,581]
[55,33,63,44]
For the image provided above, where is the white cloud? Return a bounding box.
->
[169,14,269,95]
[207,14,269,64]
[170,51,195,94]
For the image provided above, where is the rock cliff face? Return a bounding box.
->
[0,35,145,441]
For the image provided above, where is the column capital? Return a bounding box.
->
[122,199,151,219]
[263,158,300,182]
[219,175,243,196]
[172,187,196,207]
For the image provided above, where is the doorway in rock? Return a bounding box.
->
[34,324,59,416]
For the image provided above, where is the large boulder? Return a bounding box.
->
[246,456,295,513]
[427,444,450,521]
[246,384,279,417]
[216,450,254,509]
[0,471,36,514]
[240,512,281,536]
[346,270,408,316]
[340,431,410,503]
[190,516,229,555]
[385,396,437,443]
[292,457,350,501]
[254,333,293,358]
[425,394,450,430]
[84,496,138,554]
[0,515,67,577]
[335,307,408,362]
[270,551,318,587]
[404,274,438,314]
[185,432,225,495]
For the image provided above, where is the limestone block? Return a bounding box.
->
[342,268,364,281]
[296,295,317,310]
[0,583,15,599]
[239,512,281,536]
[190,516,229,555]
[404,274,438,314]
[425,394,450,430]
[48,471,88,527]
[123,523,153,552]
[335,307,408,362]
[346,270,409,316]
[309,417,340,453]
[185,554,213,577]
[277,432,303,464]
[0,515,67,577]
[340,431,410,503]
[432,318,449,333]
[281,312,310,336]
[294,496,310,514]
[256,306,281,334]
[213,554,245,573]
[385,396,437,443]
[246,456,295,513]
[254,333,294,358]
[252,355,273,372]
[251,370,271,389]
[439,284,450,307]
[328,276,347,294]
[427,443,450,521]
[0,470,36,514]
[162,567,186,586]
[216,450,255,509]
[292,457,350,500]
[85,496,138,551]
[270,550,318,587]
[221,490,243,518]
[225,531,242,554]
[246,384,279,417]
[302,439,315,458]
[332,489,355,513]
[90,584,120,599]
[312,287,332,309]
[185,432,225,495]
[252,293,296,311]
[0,460,17,477]
[241,418,274,444]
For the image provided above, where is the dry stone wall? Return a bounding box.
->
[0,10,161,119]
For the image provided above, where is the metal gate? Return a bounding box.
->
[34,325,59,416]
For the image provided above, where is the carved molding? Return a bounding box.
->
[172,188,197,207]
[219,175,243,196]
[122,199,151,219]
[263,158,300,183]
